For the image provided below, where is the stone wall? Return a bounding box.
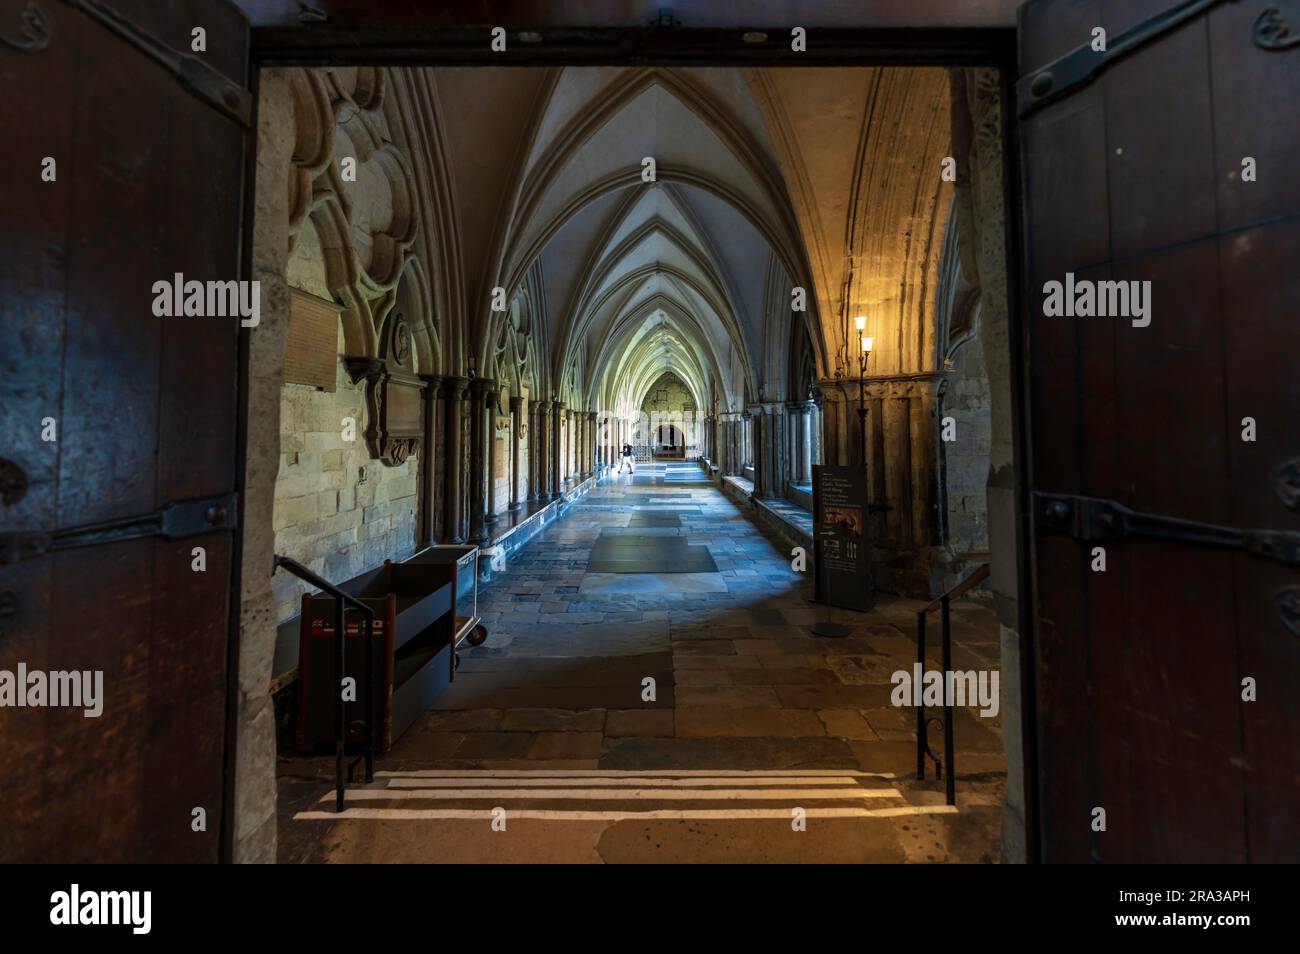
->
[940,319,991,556]
[271,326,420,623]
[491,410,511,516]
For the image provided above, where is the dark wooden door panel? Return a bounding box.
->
[1020,0,1300,862]
[0,0,247,862]
[1209,3,1300,231]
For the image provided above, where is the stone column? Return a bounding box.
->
[552,401,566,498]
[910,384,939,549]
[468,377,495,543]
[563,410,572,482]
[811,399,823,470]
[742,411,753,471]
[576,409,583,476]
[442,376,469,543]
[535,400,547,501]
[791,401,809,485]
[770,405,783,497]
[581,411,589,475]
[588,411,597,474]
[510,395,525,511]
[486,383,502,526]
[578,410,587,476]
[882,391,912,547]
[538,400,553,501]
[527,401,540,503]
[420,374,443,545]
[577,409,585,476]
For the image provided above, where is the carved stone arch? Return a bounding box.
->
[790,316,818,403]
[287,69,334,255]
[307,200,375,357]
[292,65,425,365]
[393,260,437,374]
[383,68,463,376]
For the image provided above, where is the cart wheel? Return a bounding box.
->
[466,624,489,647]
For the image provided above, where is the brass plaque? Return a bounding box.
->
[286,289,341,391]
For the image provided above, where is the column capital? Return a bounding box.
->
[468,376,497,397]
[442,375,470,398]
[509,394,526,412]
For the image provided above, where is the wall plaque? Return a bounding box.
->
[286,289,342,391]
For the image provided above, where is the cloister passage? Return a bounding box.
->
[252,61,1014,863]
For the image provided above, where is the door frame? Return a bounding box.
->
[236,20,1039,862]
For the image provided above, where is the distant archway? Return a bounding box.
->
[654,423,685,458]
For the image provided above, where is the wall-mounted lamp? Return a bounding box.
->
[855,321,871,470]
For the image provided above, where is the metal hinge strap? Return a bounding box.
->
[0,492,238,564]
[1033,491,1300,565]
[1017,0,1233,118]
[61,0,250,127]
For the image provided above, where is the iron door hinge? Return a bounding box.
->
[1033,491,1300,566]
[0,492,238,564]
[61,0,250,127]
[1018,0,1232,118]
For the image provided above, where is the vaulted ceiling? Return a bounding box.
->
[395,64,955,414]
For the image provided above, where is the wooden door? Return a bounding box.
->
[1019,0,1300,861]
[0,0,249,862]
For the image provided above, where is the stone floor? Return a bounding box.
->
[278,463,1006,863]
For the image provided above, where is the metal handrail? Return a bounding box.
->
[273,554,377,812]
[916,563,990,806]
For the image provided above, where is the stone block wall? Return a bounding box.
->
[941,326,991,556]
[492,415,512,515]
[271,332,419,623]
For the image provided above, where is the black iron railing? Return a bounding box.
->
[273,555,377,812]
[915,562,990,806]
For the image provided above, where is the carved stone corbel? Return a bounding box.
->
[345,313,426,467]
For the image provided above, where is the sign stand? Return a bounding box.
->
[809,534,849,637]
[808,464,873,638]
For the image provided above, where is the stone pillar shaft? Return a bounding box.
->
[510,395,525,510]
[443,377,469,543]
[469,378,496,542]
[552,402,566,498]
